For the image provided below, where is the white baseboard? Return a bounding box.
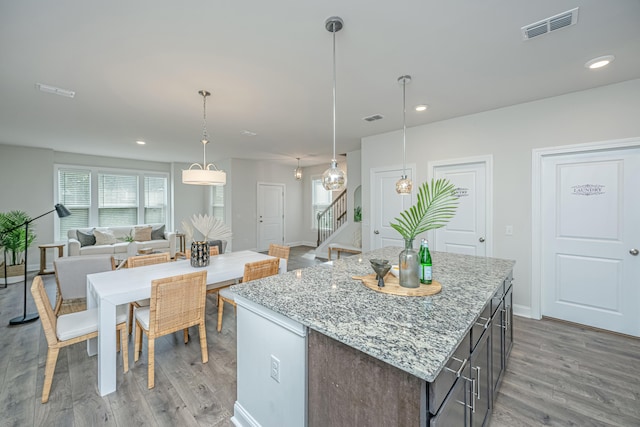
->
[513,304,532,319]
[300,240,317,247]
[231,402,261,427]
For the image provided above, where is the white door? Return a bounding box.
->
[541,147,640,336]
[257,183,284,252]
[432,160,489,256]
[371,167,415,249]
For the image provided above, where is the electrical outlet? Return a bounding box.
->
[270,355,280,383]
[505,225,513,236]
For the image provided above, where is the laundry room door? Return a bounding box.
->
[541,147,640,336]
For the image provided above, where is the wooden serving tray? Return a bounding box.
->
[352,273,442,296]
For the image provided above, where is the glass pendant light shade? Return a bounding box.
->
[322,159,346,190]
[396,175,412,194]
[182,90,226,186]
[294,157,303,180]
[396,75,412,195]
[322,16,346,191]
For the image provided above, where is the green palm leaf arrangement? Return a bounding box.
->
[390,178,459,241]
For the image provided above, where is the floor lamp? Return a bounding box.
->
[4,204,71,326]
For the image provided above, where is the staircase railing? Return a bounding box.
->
[317,189,347,246]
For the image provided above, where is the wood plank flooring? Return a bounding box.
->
[1,247,638,426]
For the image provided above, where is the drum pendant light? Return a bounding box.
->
[182,90,226,186]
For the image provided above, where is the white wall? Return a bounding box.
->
[0,144,54,270]
[230,158,304,251]
[361,79,640,316]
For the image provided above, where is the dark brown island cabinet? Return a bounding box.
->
[231,247,515,426]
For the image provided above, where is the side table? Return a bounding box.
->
[39,243,64,275]
[176,233,186,254]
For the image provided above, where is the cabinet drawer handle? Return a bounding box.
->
[444,356,467,377]
[472,366,481,401]
[475,316,491,329]
[462,375,476,413]
[502,306,511,329]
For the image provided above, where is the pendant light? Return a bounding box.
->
[321,16,347,191]
[395,75,412,195]
[294,157,303,180]
[182,90,226,186]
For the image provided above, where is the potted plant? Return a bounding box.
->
[390,179,458,288]
[0,210,36,281]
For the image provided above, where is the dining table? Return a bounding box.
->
[86,250,287,396]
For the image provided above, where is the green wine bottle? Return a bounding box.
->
[419,239,432,284]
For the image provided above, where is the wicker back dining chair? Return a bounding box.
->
[127,252,171,268]
[133,271,208,389]
[127,252,172,335]
[268,244,290,260]
[209,246,219,256]
[31,276,128,403]
[217,257,280,332]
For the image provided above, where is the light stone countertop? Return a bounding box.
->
[231,247,515,382]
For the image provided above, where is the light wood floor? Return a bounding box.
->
[1,248,638,426]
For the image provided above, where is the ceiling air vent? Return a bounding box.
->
[363,114,384,122]
[521,7,578,40]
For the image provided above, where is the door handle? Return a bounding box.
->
[374,230,380,234]
[630,248,639,256]
[479,237,485,243]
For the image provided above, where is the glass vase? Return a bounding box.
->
[190,241,210,267]
[399,239,420,288]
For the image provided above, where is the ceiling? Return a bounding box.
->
[1,1,639,169]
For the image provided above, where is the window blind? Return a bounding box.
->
[98,174,138,226]
[144,176,167,224]
[58,169,90,239]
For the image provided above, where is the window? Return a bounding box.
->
[98,173,138,226]
[55,166,169,240]
[311,177,332,230]
[58,168,91,240]
[211,185,225,221]
[145,176,168,223]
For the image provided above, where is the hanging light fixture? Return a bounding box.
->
[182,90,226,186]
[321,16,347,191]
[294,157,303,180]
[396,75,412,195]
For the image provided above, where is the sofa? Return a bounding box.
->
[67,224,176,258]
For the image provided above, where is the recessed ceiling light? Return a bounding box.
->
[35,83,75,98]
[241,130,257,136]
[136,140,146,145]
[415,104,428,112]
[585,55,615,69]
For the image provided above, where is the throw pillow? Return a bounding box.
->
[151,224,166,240]
[94,229,117,245]
[76,229,96,247]
[133,226,152,242]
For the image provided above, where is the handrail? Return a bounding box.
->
[317,189,347,246]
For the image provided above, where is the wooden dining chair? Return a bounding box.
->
[133,271,208,389]
[31,276,128,403]
[127,252,172,335]
[209,246,219,256]
[268,243,290,261]
[217,258,280,332]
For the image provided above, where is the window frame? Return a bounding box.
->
[311,175,333,231]
[54,164,171,240]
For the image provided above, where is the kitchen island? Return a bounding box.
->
[230,247,515,426]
